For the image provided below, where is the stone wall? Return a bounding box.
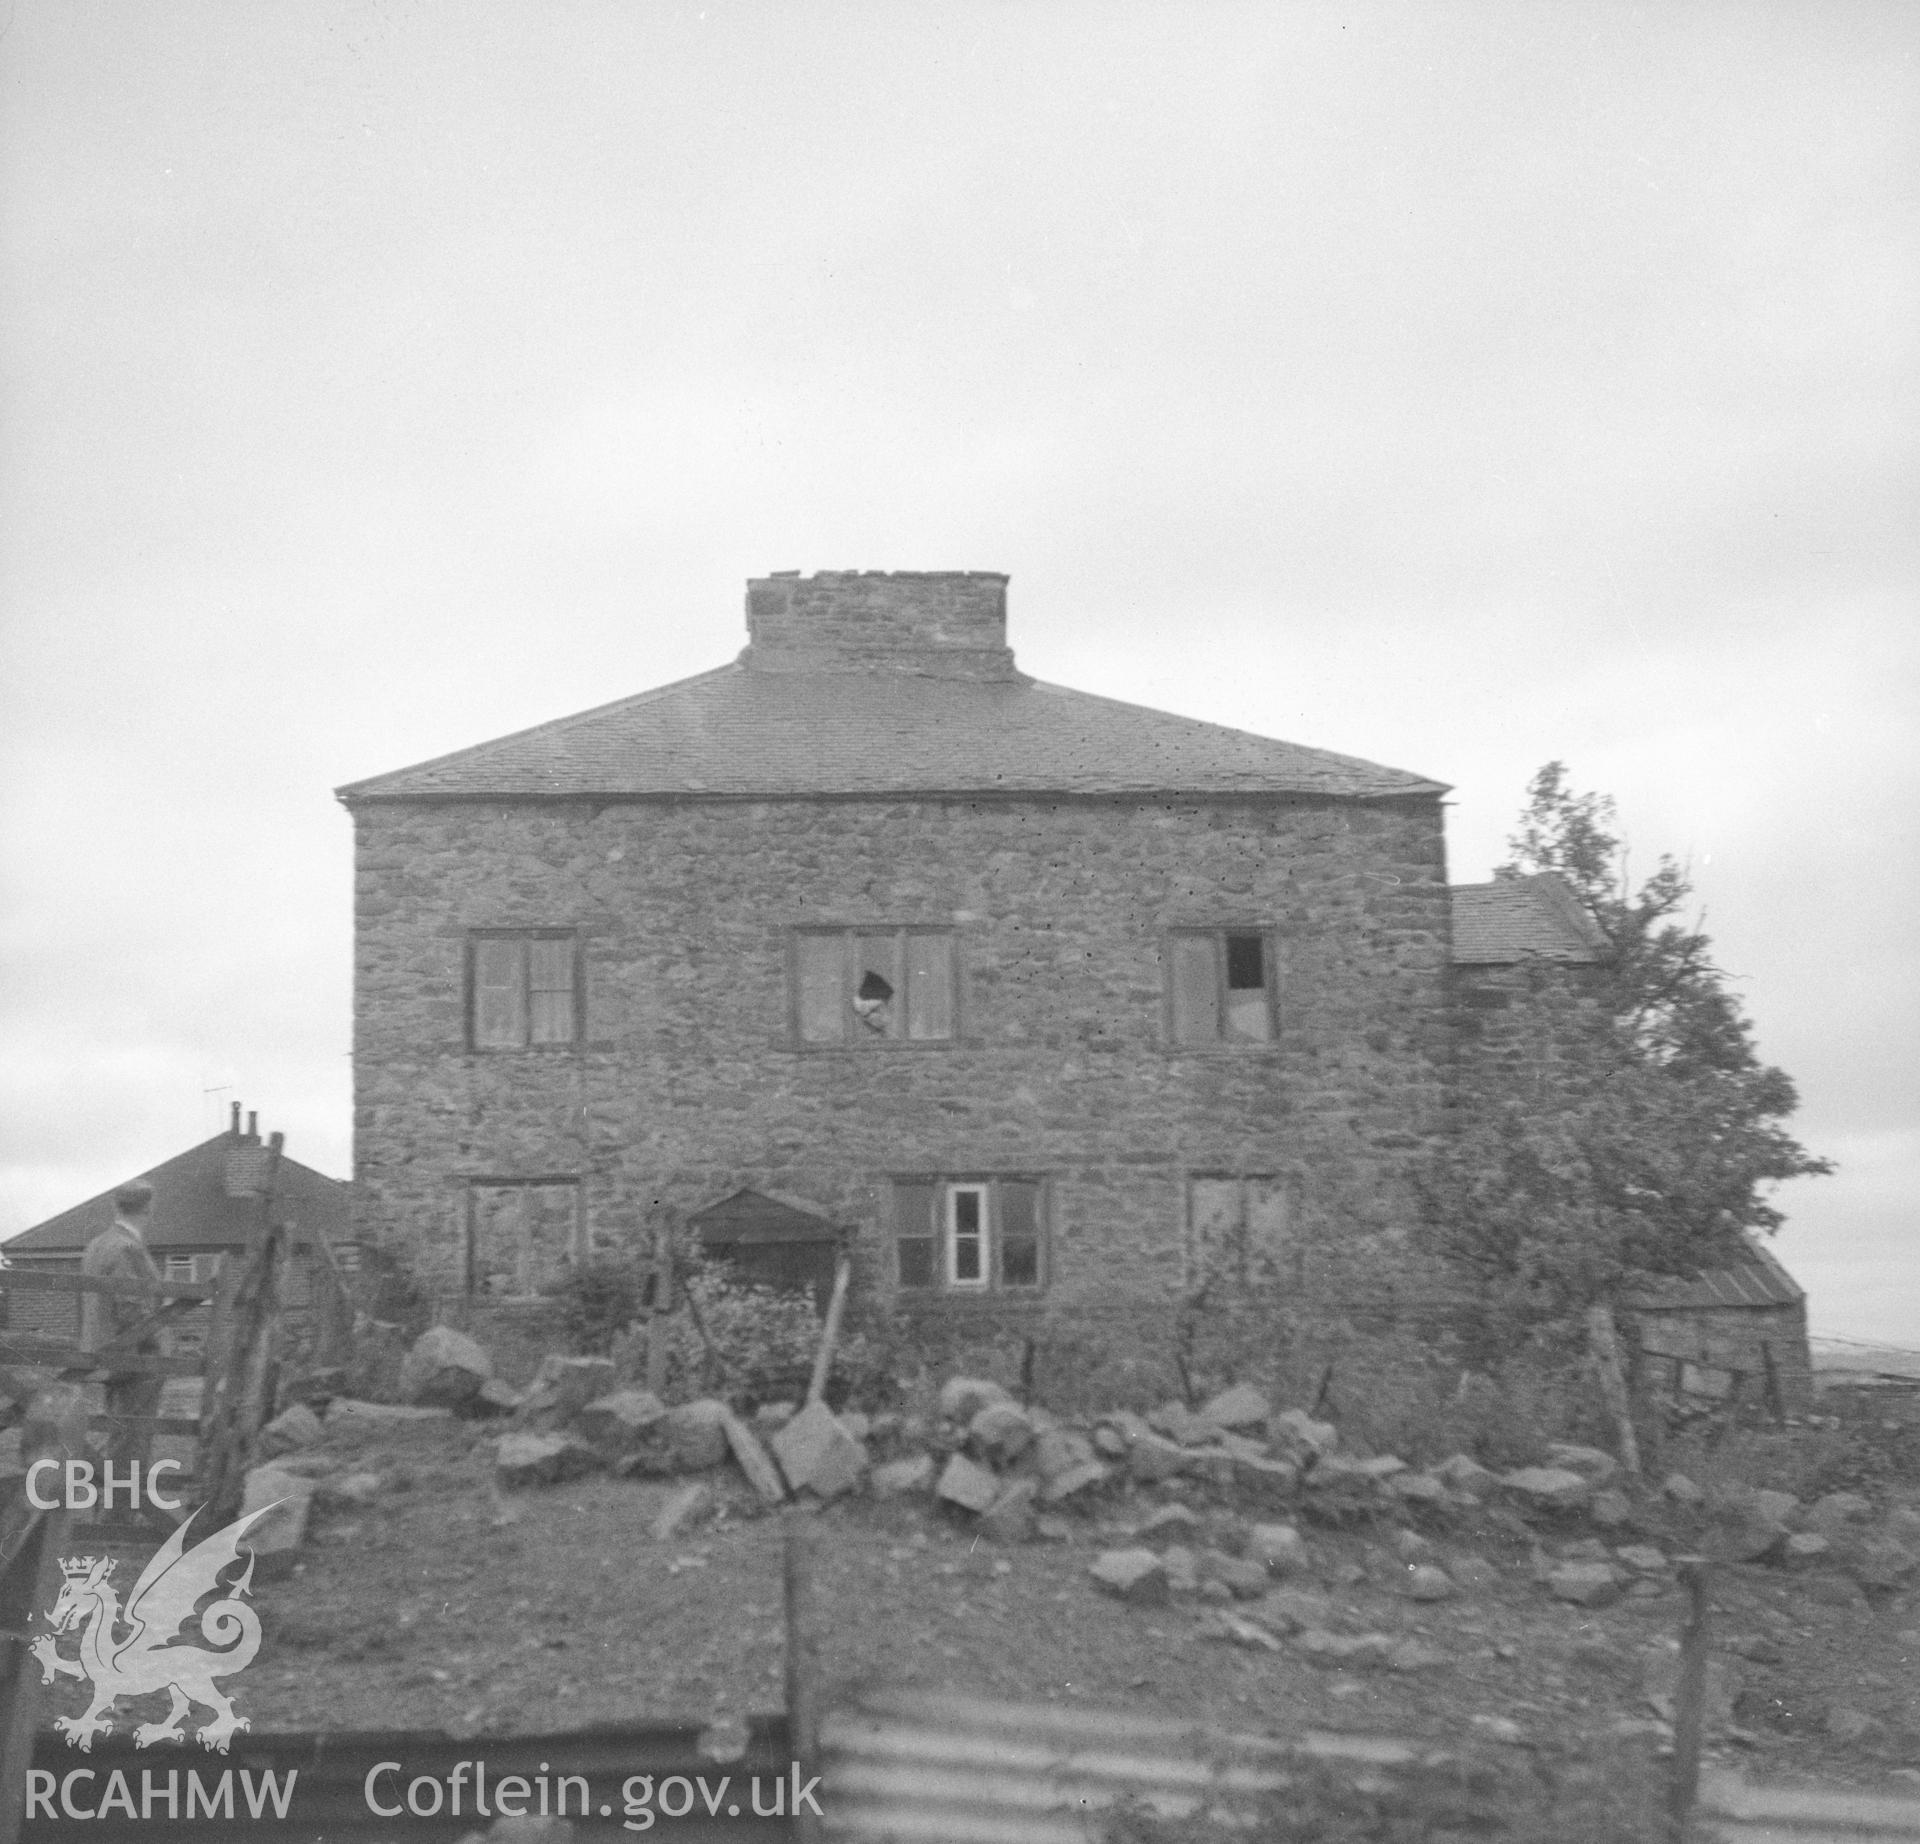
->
[1632,1300,1815,1415]
[348,792,1453,1327]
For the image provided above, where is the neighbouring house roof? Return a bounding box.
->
[336,665,1448,806]
[1626,1237,1807,1313]
[1450,873,1610,964]
[4,1129,349,1259]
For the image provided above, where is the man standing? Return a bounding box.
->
[80,1179,166,1477]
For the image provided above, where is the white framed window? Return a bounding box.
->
[1167,929,1277,1045]
[163,1255,196,1282]
[946,1184,989,1289]
[793,928,956,1045]
[893,1177,1045,1293]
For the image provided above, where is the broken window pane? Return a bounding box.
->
[528,937,577,1043]
[854,935,902,1037]
[904,932,954,1040]
[796,934,844,1042]
[473,938,528,1048]
[796,928,956,1044]
[1000,1180,1041,1286]
[1225,933,1265,989]
[949,1185,986,1285]
[1169,934,1221,1045]
[1223,933,1271,1042]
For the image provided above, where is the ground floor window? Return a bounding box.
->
[891,1177,1045,1293]
[466,1179,582,1297]
[1186,1174,1296,1289]
[162,1253,219,1283]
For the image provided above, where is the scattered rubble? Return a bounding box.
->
[936,1453,1001,1515]
[1089,1548,1169,1605]
[258,1401,324,1457]
[1548,1561,1624,1608]
[398,1325,493,1410]
[224,1317,1920,1785]
[1198,1383,1270,1430]
[327,1398,450,1426]
[240,1463,318,1577]
[496,1432,600,1489]
[770,1401,866,1499]
[871,1454,935,1498]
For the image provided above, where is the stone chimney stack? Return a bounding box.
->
[741,571,1017,680]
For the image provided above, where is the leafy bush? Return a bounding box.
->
[549,1246,882,1406]
[553,1258,649,1356]
[668,1251,882,1406]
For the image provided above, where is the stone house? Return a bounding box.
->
[337,571,1460,1387]
[337,570,1811,1398]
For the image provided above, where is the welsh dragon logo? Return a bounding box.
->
[30,1504,272,1752]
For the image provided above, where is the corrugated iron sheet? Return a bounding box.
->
[1699,1769,1920,1842]
[821,1688,1420,1842]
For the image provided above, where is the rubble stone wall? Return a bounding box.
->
[348,792,1453,1320]
[1632,1301,1815,1414]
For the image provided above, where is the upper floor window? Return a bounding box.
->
[793,928,955,1045]
[467,1178,581,1297]
[1167,929,1275,1045]
[892,1177,1045,1292]
[469,931,579,1050]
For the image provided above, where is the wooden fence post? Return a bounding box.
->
[645,1237,673,1399]
[1668,1556,1711,1842]
[805,1252,853,1410]
[199,1135,286,1526]
[783,1509,824,1844]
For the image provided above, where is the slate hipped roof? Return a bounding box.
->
[5,1126,349,1259]
[337,572,1447,804]
[1450,873,1610,964]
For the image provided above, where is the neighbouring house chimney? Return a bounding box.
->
[229,1101,241,1139]
[225,1104,269,1196]
[740,571,1018,680]
[225,1147,270,1198]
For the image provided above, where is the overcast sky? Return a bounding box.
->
[2,2,1914,1342]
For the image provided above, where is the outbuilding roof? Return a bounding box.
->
[1450,873,1609,964]
[1626,1236,1807,1312]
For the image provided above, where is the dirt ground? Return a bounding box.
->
[41,1409,1919,1820]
